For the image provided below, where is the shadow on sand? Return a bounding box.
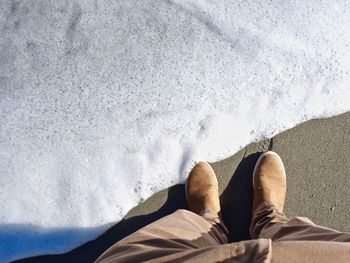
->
[15,153,261,263]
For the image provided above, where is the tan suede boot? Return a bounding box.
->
[186,162,221,216]
[253,151,286,212]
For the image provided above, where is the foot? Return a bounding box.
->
[253,151,286,212]
[186,162,221,216]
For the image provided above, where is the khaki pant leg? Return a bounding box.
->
[250,202,350,242]
[271,241,350,263]
[95,209,228,263]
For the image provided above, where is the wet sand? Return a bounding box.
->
[16,111,350,262]
[127,111,350,239]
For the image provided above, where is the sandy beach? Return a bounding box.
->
[2,1,349,261]
[16,111,350,262]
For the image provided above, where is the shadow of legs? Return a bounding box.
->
[220,152,261,242]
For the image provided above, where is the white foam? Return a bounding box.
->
[0,0,349,261]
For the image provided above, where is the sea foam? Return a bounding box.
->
[0,0,349,261]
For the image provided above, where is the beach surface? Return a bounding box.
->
[16,111,350,262]
[1,1,349,261]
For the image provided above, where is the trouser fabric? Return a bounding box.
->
[96,202,350,263]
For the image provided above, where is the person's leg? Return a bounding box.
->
[250,151,350,242]
[95,209,228,262]
[95,162,229,263]
[251,201,350,242]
